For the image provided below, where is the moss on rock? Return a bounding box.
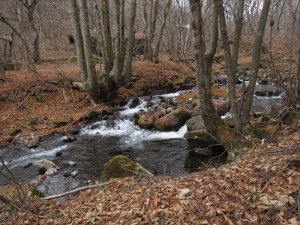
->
[52,117,73,127]
[100,155,152,182]
[8,128,21,136]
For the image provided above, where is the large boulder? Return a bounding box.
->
[100,155,152,182]
[137,112,158,129]
[154,107,191,131]
[184,129,224,152]
[186,116,205,131]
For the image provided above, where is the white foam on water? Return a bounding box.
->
[7,144,68,169]
[82,119,187,144]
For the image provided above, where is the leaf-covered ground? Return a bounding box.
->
[1,129,299,224]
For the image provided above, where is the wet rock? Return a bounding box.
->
[216,75,228,85]
[154,107,191,131]
[137,113,158,129]
[63,171,71,177]
[68,160,77,167]
[70,128,80,135]
[71,170,78,178]
[38,159,60,170]
[45,168,58,176]
[28,142,39,149]
[56,152,62,157]
[184,129,223,151]
[129,98,140,109]
[23,162,33,168]
[100,155,152,182]
[147,100,154,108]
[62,135,77,143]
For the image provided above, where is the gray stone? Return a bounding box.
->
[45,168,58,176]
[68,160,77,167]
[71,170,78,178]
[186,116,205,131]
[184,129,223,151]
[63,171,71,177]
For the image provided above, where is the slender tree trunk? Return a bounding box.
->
[69,0,87,84]
[241,0,271,125]
[297,48,300,98]
[153,0,172,63]
[111,0,123,86]
[216,0,243,134]
[0,58,6,82]
[189,0,238,153]
[101,0,114,76]
[28,10,40,63]
[232,0,245,81]
[145,0,154,60]
[119,0,125,69]
[78,0,100,101]
[122,0,137,85]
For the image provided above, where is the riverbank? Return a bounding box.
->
[1,127,299,224]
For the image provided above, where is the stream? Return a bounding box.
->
[0,83,283,197]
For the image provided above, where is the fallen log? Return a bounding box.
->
[41,181,113,200]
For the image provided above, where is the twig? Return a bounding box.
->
[41,181,113,200]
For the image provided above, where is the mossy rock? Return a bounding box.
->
[100,155,152,182]
[8,128,21,136]
[173,65,182,72]
[174,77,187,86]
[28,118,38,126]
[52,118,73,127]
[213,54,224,62]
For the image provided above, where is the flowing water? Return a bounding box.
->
[0,85,283,197]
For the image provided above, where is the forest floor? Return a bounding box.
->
[0,51,299,224]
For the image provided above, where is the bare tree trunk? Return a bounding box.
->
[101,0,114,77]
[189,0,238,153]
[69,0,87,84]
[216,0,243,134]
[28,8,40,62]
[122,0,137,85]
[153,0,172,63]
[241,0,271,125]
[78,0,100,101]
[232,0,245,81]
[0,58,6,82]
[297,48,300,98]
[111,0,123,86]
[145,0,159,60]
